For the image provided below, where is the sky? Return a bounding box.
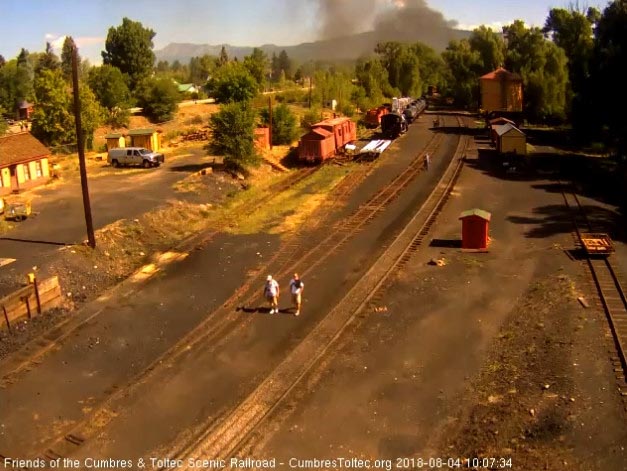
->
[0,0,611,64]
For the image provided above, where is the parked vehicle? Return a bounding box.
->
[3,198,32,221]
[107,147,165,168]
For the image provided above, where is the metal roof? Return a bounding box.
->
[459,208,491,220]
[480,67,522,81]
[127,128,158,136]
[494,123,525,137]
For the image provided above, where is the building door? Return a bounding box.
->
[9,166,18,192]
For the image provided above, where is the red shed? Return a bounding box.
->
[298,127,336,162]
[459,208,491,251]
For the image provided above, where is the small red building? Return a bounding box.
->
[459,208,491,250]
[254,127,270,150]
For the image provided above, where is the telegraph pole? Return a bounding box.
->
[268,96,273,150]
[71,45,96,248]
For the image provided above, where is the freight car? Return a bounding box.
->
[365,106,389,128]
[381,112,408,139]
[298,117,357,163]
[403,98,427,123]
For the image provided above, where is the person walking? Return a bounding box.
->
[264,275,280,314]
[425,153,431,170]
[289,273,304,316]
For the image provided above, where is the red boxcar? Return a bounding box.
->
[298,127,336,162]
[298,117,356,163]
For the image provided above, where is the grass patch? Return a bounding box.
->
[200,164,350,235]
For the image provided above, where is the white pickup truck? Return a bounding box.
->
[107,147,165,168]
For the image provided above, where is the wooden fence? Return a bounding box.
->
[1,276,63,333]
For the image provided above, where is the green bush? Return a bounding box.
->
[301,107,323,129]
[135,77,180,123]
[260,103,299,145]
[208,102,260,172]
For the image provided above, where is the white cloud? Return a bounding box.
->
[455,21,512,32]
[44,34,104,51]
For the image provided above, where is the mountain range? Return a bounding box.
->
[154,29,470,65]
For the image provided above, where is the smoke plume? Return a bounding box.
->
[315,0,460,51]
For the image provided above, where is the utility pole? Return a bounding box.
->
[308,76,313,109]
[71,45,96,248]
[268,96,273,150]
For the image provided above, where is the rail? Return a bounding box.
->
[560,184,627,382]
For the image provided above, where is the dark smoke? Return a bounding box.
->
[315,0,461,52]
[374,0,458,43]
[316,0,378,39]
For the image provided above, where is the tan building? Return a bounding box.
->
[0,132,51,196]
[105,133,126,151]
[480,68,523,113]
[494,123,526,155]
[127,128,162,151]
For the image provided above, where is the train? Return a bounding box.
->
[381,97,427,138]
[364,105,389,129]
[298,117,357,163]
[297,97,426,163]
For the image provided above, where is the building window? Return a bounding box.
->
[35,161,43,178]
[23,164,31,181]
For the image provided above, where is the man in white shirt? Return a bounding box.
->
[264,275,280,314]
[289,273,304,316]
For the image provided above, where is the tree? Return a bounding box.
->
[78,84,104,150]
[243,48,268,90]
[102,17,156,90]
[219,46,229,66]
[31,69,74,146]
[188,54,216,83]
[206,62,259,103]
[0,105,7,135]
[271,50,292,81]
[15,48,34,106]
[135,77,179,122]
[61,36,78,80]
[208,102,259,171]
[544,7,599,134]
[0,60,19,113]
[156,60,169,73]
[355,57,390,109]
[468,26,505,74]
[375,42,422,96]
[0,55,5,68]
[410,42,448,94]
[504,20,570,120]
[260,103,298,145]
[36,42,60,75]
[592,0,627,156]
[442,39,482,107]
[88,64,131,126]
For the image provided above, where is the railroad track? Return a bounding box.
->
[159,117,470,468]
[7,116,450,465]
[560,184,627,402]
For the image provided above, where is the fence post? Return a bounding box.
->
[2,304,11,334]
[29,273,41,315]
[21,296,31,319]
